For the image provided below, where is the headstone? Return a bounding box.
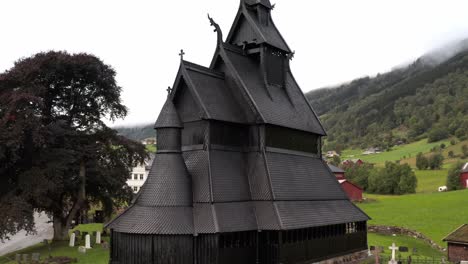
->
[22,254,29,263]
[96,231,101,244]
[69,232,76,247]
[102,241,110,249]
[85,234,92,249]
[31,253,40,262]
[388,243,399,264]
[78,246,87,253]
[399,246,408,252]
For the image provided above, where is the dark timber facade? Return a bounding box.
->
[106,0,370,263]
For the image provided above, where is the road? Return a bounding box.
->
[0,212,53,256]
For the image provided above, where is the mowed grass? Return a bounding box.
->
[0,224,109,264]
[414,170,448,193]
[342,139,451,166]
[359,189,468,247]
[367,233,444,258]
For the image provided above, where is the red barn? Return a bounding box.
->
[461,163,468,189]
[328,164,363,202]
[443,224,468,263]
[342,159,364,166]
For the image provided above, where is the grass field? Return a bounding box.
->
[0,224,108,264]
[359,189,468,247]
[414,170,448,193]
[342,139,451,166]
[367,233,444,258]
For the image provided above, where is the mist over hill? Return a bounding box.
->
[115,124,155,141]
[306,38,468,151]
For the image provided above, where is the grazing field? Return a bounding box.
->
[367,233,444,258]
[342,139,451,166]
[359,189,468,247]
[0,224,108,264]
[414,170,448,193]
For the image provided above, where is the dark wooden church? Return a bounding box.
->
[106,0,370,263]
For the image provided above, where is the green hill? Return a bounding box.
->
[359,190,468,247]
[307,40,468,151]
[114,124,154,141]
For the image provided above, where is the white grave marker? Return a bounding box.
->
[69,233,76,247]
[85,234,92,249]
[388,243,399,264]
[96,231,101,244]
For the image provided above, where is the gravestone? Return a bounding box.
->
[399,246,408,252]
[31,253,40,262]
[78,246,87,254]
[22,254,29,263]
[96,231,101,244]
[388,243,399,264]
[85,234,92,249]
[69,232,76,247]
[102,241,110,250]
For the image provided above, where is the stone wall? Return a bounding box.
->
[317,250,369,264]
[368,225,445,252]
[448,242,468,263]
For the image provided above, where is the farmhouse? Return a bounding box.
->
[126,153,155,193]
[443,224,468,263]
[461,162,468,189]
[106,1,369,263]
[328,164,363,202]
[343,158,364,166]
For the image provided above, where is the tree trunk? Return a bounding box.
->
[52,160,87,241]
[52,215,69,241]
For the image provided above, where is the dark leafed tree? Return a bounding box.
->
[0,51,147,241]
[446,162,464,191]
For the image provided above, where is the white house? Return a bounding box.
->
[126,153,155,193]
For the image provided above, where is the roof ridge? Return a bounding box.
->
[183,60,225,79]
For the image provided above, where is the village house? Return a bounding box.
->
[126,153,155,193]
[326,150,340,158]
[362,147,381,155]
[343,158,364,166]
[141,137,157,145]
[328,164,363,202]
[461,163,468,189]
[443,224,468,263]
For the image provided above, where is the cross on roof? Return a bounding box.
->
[179,49,185,60]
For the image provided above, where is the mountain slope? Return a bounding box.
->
[306,44,468,150]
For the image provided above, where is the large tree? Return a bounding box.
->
[0,51,146,241]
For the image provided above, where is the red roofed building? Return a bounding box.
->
[328,164,363,202]
[461,163,468,189]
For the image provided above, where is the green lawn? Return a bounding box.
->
[414,170,448,193]
[0,224,109,264]
[367,233,444,258]
[359,189,468,247]
[342,139,451,166]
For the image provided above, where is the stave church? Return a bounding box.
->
[106,0,370,263]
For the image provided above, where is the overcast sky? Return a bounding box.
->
[1,0,468,126]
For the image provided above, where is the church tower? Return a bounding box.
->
[107,1,369,263]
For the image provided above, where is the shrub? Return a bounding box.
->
[462,145,468,159]
[450,139,456,146]
[428,153,444,170]
[367,162,417,195]
[428,128,449,143]
[448,151,455,158]
[446,162,464,191]
[416,152,428,170]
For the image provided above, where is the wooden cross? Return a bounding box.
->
[179,49,185,60]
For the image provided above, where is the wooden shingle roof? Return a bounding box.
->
[443,224,468,244]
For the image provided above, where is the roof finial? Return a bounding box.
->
[166,86,172,96]
[287,51,296,61]
[208,14,223,45]
[179,49,185,61]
